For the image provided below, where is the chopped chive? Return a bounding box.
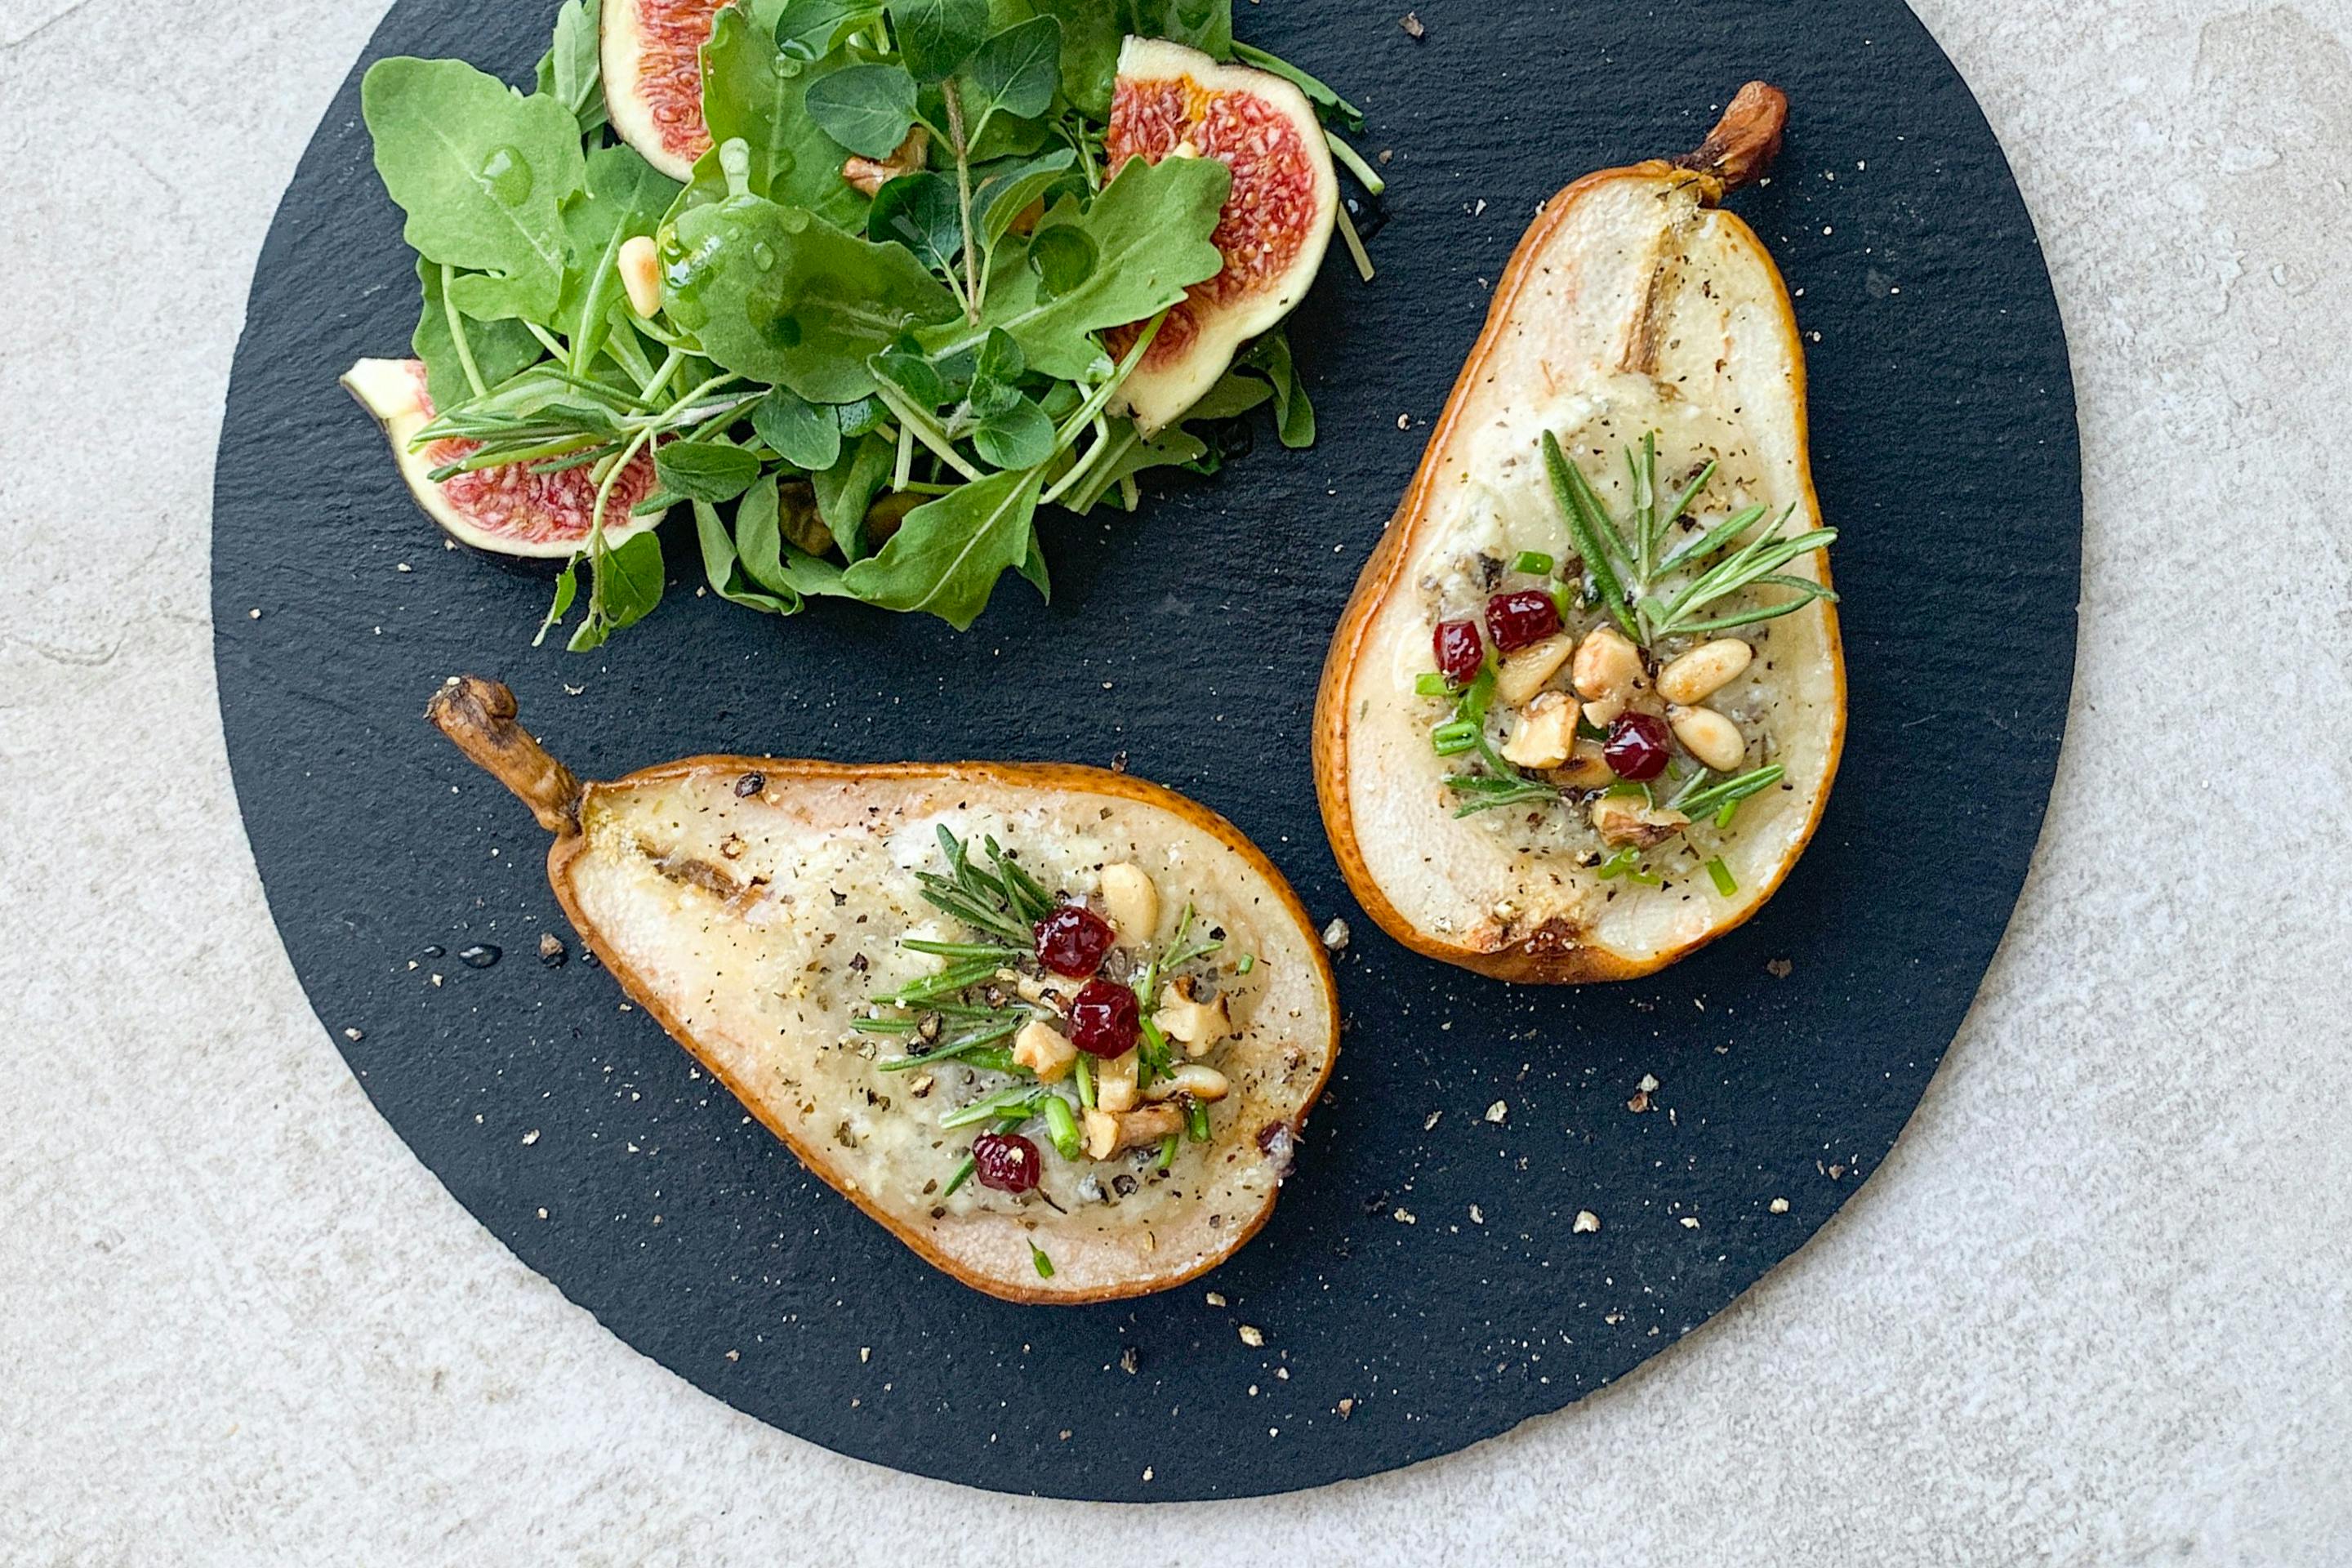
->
[1596,848,1641,880]
[1716,801,1738,829]
[1628,864,1664,888]
[1074,1053,1095,1111]
[940,1084,1042,1129]
[1706,857,1739,897]
[1042,1095,1081,1158]
[1236,953,1256,976]
[1414,672,1452,697]
[1031,1244,1055,1279]
[1184,1098,1212,1143]
[1432,719,1480,755]
[1156,1134,1179,1171]
[1513,550,1555,577]
[941,1155,977,1198]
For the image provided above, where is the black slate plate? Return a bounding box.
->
[213,0,2078,1501]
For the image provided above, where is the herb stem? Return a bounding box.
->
[942,79,982,323]
[440,264,488,399]
[872,384,986,481]
[524,319,568,362]
[1054,314,1168,448]
[1332,198,1376,283]
[1325,129,1385,196]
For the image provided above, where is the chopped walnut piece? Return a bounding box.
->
[841,126,929,196]
[1590,794,1690,847]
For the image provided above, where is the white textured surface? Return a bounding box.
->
[4,2,2350,1562]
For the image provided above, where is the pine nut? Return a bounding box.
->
[617,234,662,318]
[1098,862,1160,943]
[1571,626,1645,701]
[1494,632,1575,706]
[1669,704,1748,771]
[1657,639,1754,705]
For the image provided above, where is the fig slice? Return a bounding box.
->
[341,359,663,559]
[602,0,728,181]
[1314,84,1847,983]
[1105,36,1339,434]
[427,676,1339,1303]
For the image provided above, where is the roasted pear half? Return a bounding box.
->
[429,678,1338,1303]
[1316,85,1846,983]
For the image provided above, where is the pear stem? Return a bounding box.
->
[1673,81,1788,198]
[425,675,582,835]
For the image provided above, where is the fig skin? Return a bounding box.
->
[427,677,1339,1303]
[1312,84,1847,985]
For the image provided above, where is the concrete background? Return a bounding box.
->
[3,0,2349,1562]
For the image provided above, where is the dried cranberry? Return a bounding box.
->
[1605,711,1673,781]
[971,1132,1041,1194]
[1485,590,1562,653]
[1067,980,1141,1058]
[1432,618,1484,687]
[1035,904,1116,977]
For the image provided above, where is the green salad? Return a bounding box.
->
[353,0,1374,647]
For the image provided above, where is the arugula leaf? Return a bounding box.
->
[734,481,863,597]
[803,61,920,160]
[701,11,871,229]
[1062,420,1207,514]
[751,385,844,470]
[362,58,586,324]
[890,0,990,81]
[840,466,1043,627]
[657,440,764,501]
[867,172,964,276]
[776,0,884,58]
[537,0,608,134]
[412,260,542,409]
[555,145,679,374]
[693,497,801,614]
[932,153,1229,376]
[665,183,960,400]
[1243,330,1314,448]
[1181,368,1273,422]
[812,429,898,555]
[957,16,1062,128]
[568,528,665,651]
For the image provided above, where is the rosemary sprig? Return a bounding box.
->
[913,826,1055,946]
[1542,430,1837,647]
[1673,766,1786,826]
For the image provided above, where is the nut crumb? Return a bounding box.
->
[1338,1397,1356,1418]
[1679,1216,1699,1230]
[1321,917,1351,951]
[1767,958,1793,978]
[1120,1346,1140,1374]
[1485,1100,1508,1124]
[1423,1111,1442,1131]
[1637,1073,1659,1093]
[1627,1090,1650,1113]
[1238,1325,1265,1348]
[1769,1197,1790,1214]
[1469,1204,1485,1224]
[342,1027,363,1041]
[521,1129,540,1146]
[1205,1291,1227,1307]
[724,1349,740,1362]
[859,1347,871,1363]
[1574,1210,1601,1234]
[1393,1206,1416,1225]
[1400,11,1425,38]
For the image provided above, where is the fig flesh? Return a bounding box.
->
[601,0,728,181]
[1105,37,1339,434]
[342,359,664,559]
[427,677,1339,1303]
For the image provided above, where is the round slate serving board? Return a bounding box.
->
[214,0,2078,1502]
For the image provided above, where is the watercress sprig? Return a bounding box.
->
[359,0,1378,644]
